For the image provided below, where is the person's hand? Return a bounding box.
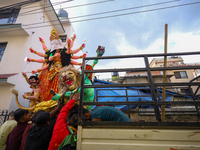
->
[57,101,63,109]
[69,92,73,101]
[72,93,80,102]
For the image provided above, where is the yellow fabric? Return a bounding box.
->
[33,100,58,112]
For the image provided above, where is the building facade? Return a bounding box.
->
[149,56,200,94]
[0,0,81,112]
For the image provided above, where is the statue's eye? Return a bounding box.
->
[68,72,73,75]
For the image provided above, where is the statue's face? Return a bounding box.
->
[29,78,38,87]
[61,70,76,91]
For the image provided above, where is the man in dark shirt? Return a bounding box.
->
[6,109,31,150]
[24,111,57,150]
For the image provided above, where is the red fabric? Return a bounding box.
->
[48,99,75,150]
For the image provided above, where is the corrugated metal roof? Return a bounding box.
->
[0,74,17,79]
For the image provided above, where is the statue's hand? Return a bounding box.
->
[39,37,44,42]
[55,53,60,58]
[27,58,31,62]
[81,43,85,49]
[52,94,61,101]
[29,48,34,53]
[82,53,86,58]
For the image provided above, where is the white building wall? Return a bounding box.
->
[0,1,81,112]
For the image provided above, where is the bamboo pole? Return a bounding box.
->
[162,24,168,122]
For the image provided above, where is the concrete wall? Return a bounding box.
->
[0,83,15,110]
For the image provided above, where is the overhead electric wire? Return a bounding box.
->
[19,0,180,27]
[19,0,114,16]
[1,1,200,34]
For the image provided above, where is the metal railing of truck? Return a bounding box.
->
[79,51,200,126]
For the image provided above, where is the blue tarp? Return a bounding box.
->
[92,79,172,111]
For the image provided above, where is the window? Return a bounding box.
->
[59,35,67,42]
[0,8,20,24]
[0,43,7,62]
[180,89,191,94]
[174,71,188,79]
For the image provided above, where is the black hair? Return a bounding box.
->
[35,112,50,128]
[68,113,85,129]
[29,75,39,81]
[14,109,29,122]
[82,108,89,115]
[67,105,79,121]
[32,110,45,123]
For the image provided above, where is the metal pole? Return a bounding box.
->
[162,24,168,122]
[144,56,161,122]
[78,58,86,124]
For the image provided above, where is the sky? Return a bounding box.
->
[51,0,200,79]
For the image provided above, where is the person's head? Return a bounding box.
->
[82,108,91,120]
[14,109,31,123]
[35,112,51,128]
[67,105,79,121]
[68,113,85,129]
[32,110,45,124]
[29,76,39,86]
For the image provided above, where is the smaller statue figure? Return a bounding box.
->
[22,72,41,107]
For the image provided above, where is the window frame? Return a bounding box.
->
[0,42,8,62]
[174,71,188,79]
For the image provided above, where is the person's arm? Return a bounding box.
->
[55,93,80,125]
[92,118,102,121]
[49,101,62,119]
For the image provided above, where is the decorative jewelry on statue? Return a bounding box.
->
[72,39,75,41]
[79,47,83,50]
[25,76,28,79]
[25,96,29,99]
[34,51,37,54]
[31,59,35,62]
[38,69,41,72]
[60,94,63,98]
[79,56,82,58]
[34,93,39,96]
[45,59,48,62]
